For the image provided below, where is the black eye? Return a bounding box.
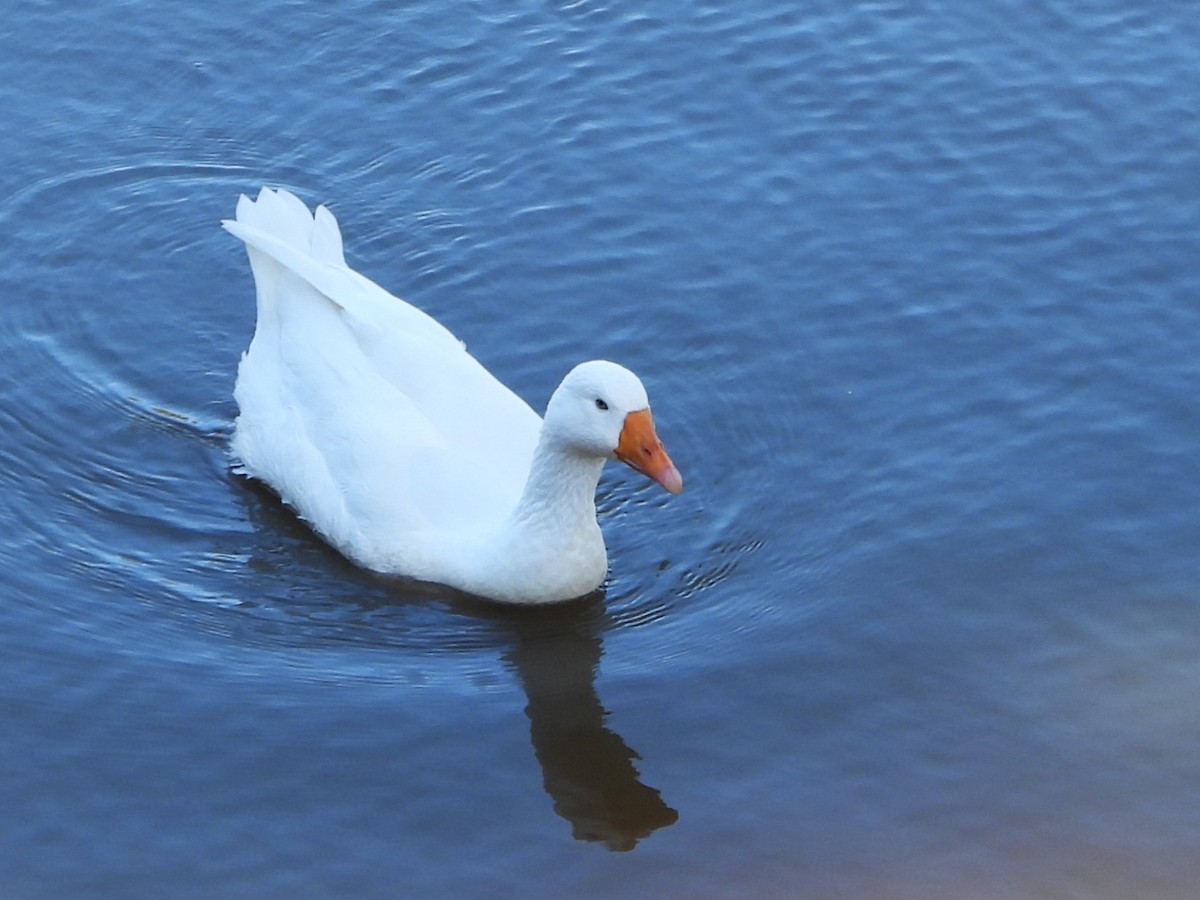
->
[594,398,609,411]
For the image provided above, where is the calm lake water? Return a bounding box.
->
[3,1,1200,897]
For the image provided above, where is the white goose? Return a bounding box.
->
[225,188,682,604]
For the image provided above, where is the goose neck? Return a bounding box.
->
[514,435,606,531]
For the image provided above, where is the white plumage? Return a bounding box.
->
[225,188,681,604]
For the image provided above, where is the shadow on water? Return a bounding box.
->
[478,598,680,851]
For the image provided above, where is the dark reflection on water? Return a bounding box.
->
[497,599,678,850]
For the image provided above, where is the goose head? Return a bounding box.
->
[544,360,683,493]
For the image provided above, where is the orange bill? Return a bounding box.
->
[615,408,683,494]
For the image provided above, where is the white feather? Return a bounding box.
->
[225,188,678,604]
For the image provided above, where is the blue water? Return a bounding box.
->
[3,1,1200,897]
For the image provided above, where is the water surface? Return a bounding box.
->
[2,1,1200,897]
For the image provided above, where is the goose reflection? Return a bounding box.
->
[488,597,678,851]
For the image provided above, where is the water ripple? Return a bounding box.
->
[0,159,758,689]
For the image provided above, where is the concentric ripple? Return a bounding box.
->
[0,162,776,691]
